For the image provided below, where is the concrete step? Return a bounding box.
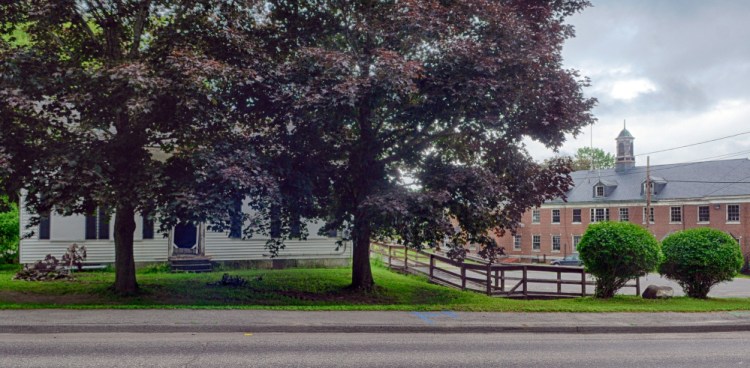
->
[169,256,213,273]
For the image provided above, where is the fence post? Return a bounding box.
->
[429,254,434,279]
[500,269,505,292]
[522,266,527,297]
[461,265,466,291]
[486,264,492,296]
[388,245,392,268]
[635,277,641,296]
[494,268,499,289]
[557,270,562,294]
[404,247,408,271]
[581,269,586,296]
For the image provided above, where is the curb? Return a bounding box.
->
[4,323,750,334]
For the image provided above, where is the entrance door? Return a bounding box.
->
[172,222,199,256]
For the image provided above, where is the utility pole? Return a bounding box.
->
[646,156,651,228]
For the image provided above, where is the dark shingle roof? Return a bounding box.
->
[553,158,750,204]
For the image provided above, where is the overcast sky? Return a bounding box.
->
[525,0,750,167]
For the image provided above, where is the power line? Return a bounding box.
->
[636,130,750,156]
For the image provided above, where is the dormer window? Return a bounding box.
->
[642,177,667,196]
[595,185,605,197]
[593,180,618,198]
[642,182,655,196]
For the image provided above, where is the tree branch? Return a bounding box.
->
[73,5,99,46]
[129,0,150,59]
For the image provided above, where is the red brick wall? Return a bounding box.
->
[495,202,750,259]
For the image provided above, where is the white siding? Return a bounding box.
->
[203,229,349,261]
[19,204,168,264]
[20,201,350,263]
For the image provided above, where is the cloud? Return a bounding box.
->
[527,0,750,166]
[610,78,658,101]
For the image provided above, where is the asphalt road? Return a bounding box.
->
[2,332,750,368]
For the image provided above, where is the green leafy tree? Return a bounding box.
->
[0,1,276,294]
[0,196,19,264]
[260,0,597,290]
[572,147,615,171]
[660,228,743,299]
[578,222,661,298]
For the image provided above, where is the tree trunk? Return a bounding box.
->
[113,204,138,295]
[350,216,374,291]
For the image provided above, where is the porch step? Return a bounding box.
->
[169,256,213,273]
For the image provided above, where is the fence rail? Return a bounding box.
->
[371,242,640,298]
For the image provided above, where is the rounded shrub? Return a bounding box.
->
[578,222,661,298]
[659,228,742,299]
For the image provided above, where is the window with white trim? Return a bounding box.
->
[727,204,740,222]
[572,209,582,223]
[594,185,605,197]
[572,235,582,252]
[590,208,609,222]
[642,207,654,223]
[551,209,560,224]
[513,235,521,251]
[532,235,541,251]
[552,235,561,252]
[531,208,540,224]
[619,208,629,222]
[670,206,682,223]
[698,206,710,223]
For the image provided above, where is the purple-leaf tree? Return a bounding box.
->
[260,0,596,290]
[0,1,275,294]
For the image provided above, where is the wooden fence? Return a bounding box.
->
[370,242,640,298]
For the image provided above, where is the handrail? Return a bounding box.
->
[371,241,641,298]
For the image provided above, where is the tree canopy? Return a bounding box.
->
[257,0,597,289]
[0,0,277,293]
[571,147,615,171]
[2,0,597,292]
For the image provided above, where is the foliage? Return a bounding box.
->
[207,273,250,287]
[660,228,743,299]
[0,196,19,264]
[0,1,276,293]
[571,147,616,171]
[13,244,87,281]
[578,222,661,298]
[259,0,597,289]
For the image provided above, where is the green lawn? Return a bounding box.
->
[1,263,750,312]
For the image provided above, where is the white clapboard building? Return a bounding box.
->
[18,197,351,268]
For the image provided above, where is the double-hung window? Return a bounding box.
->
[572,235,582,252]
[642,207,655,223]
[727,204,740,222]
[619,208,629,222]
[551,209,561,224]
[572,209,582,223]
[532,235,541,251]
[698,206,710,223]
[552,235,561,252]
[590,208,609,222]
[513,235,522,251]
[670,206,682,223]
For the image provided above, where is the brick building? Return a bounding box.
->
[497,127,750,261]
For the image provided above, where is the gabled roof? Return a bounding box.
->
[554,158,750,203]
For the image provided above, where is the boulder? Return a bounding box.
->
[642,285,674,299]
